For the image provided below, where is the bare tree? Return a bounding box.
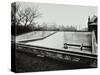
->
[11,3,41,35]
[11,3,40,26]
[16,5,40,26]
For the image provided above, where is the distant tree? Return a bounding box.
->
[16,5,40,26]
[11,3,41,35]
[42,23,48,30]
[11,3,40,26]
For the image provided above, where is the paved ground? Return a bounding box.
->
[64,32,92,46]
[26,31,92,54]
[27,32,64,49]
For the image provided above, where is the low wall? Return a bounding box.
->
[15,43,97,67]
[16,31,56,43]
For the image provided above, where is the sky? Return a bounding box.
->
[18,2,98,30]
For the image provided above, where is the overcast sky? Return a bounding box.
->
[18,2,98,29]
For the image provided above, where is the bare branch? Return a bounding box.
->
[15,5,40,26]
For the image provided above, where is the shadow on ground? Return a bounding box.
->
[16,50,94,73]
